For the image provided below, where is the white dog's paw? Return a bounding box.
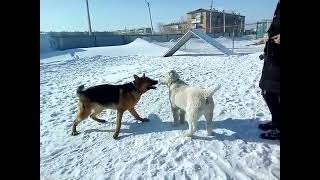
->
[206,131,213,136]
[184,132,194,137]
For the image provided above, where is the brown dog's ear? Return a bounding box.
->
[142,73,145,77]
[133,75,139,80]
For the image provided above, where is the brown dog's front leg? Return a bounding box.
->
[113,110,124,139]
[128,108,148,122]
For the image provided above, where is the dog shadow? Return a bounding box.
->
[174,52,252,57]
[174,53,225,57]
[85,113,278,144]
[84,113,186,138]
[176,118,278,144]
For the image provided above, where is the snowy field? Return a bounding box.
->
[40,38,279,180]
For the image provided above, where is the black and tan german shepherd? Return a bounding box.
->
[71,73,158,139]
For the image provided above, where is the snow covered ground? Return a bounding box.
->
[40,38,279,180]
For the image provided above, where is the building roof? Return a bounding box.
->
[186,8,211,14]
[186,8,245,17]
[163,22,187,27]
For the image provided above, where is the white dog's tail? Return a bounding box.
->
[209,84,221,96]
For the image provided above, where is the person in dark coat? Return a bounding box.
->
[258,1,280,140]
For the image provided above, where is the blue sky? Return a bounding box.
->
[40,0,278,32]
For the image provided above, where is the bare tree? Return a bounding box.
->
[159,16,189,34]
[163,26,176,34]
[157,23,165,34]
[179,16,189,34]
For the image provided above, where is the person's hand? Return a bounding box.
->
[271,34,280,44]
[263,33,269,42]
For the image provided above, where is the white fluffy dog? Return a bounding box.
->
[159,70,221,137]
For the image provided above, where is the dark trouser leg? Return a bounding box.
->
[262,90,280,131]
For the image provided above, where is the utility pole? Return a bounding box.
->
[223,10,226,34]
[145,0,154,34]
[209,0,213,34]
[85,0,92,35]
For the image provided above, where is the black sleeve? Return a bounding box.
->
[267,2,280,37]
[263,2,280,62]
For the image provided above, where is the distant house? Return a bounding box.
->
[186,8,245,34]
[136,27,152,35]
[162,22,188,34]
[115,27,152,35]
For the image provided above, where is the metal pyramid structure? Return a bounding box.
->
[163,29,235,57]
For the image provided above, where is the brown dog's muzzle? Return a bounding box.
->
[147,80,158,90]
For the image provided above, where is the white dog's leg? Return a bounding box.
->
[185,120,198,137]
[171,107,180,126]
[204,110,213,136]
[184,110,200,137]
[185,119,192,137]
[179,109,186,124]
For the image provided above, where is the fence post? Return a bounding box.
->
[223,11,226,35]
[232,27,235,53]
[256,22,258,39]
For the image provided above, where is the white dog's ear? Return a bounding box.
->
[169,70,179,82]
[133,74,139,80]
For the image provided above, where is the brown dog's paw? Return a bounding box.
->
[71,131,79,136]
[140,118,150,122]
[113,134,119,140]
[97,119,107,123]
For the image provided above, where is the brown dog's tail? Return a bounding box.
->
[76,85,85,97]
